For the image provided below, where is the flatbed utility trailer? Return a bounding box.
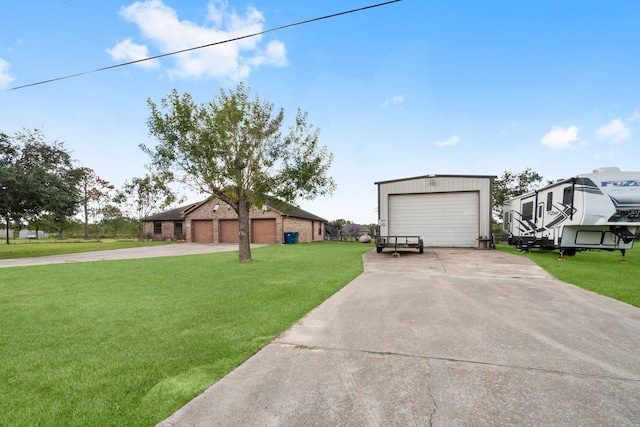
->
[376,236,424,254]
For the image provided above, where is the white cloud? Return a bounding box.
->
[111,0,286,81]
[382,94,404,107]
[434,135,460,147]
[596,118,630,142]
[105,38,159,69]
[0,58,15,88]
[540,126,579,149]
[626,110,640,122]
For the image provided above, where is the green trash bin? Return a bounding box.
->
[293,232,299,244]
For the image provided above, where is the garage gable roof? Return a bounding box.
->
[375,173,496,185]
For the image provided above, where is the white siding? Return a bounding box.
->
[377,175,494,248]
[389,192,479,247]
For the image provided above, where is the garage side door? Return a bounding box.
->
[219,219,239,243]
[251,219,276,244]
[389,192,479,247]
[192,220,213,243]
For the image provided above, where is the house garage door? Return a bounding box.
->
[251,219,276,244]
[219,220,239,243]
[192,220,213,243]
[389,192,479,247]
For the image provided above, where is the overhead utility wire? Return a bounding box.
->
[8,0,402,91]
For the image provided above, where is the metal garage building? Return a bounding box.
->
[376,174,495,248]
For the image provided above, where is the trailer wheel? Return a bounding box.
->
[376,246,383,254]
[562,248,576,256]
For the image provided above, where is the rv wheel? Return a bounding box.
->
[562,248,576,256]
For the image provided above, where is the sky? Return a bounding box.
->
[1,0,639,225]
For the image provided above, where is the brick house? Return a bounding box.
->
[142,198,327,244]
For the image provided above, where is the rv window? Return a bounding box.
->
[538,205,543,218]
[563,186,573,205]
[546,192,553,211]
[522,201,534,221]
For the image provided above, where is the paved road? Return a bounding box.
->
[158,248,640,426]
[0,243,263,268]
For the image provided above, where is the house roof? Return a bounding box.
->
[340,223,372,235]
[143,198,327,223]
[269,199,327,222]
[142,203,197,221]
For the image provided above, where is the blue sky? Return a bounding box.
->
[2,1,639,224]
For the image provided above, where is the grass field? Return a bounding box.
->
[0,239,172,260]
[3,240,638,426]
[0,241,372,427]
[496,244,640,308]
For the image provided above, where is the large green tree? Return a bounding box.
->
[493,168,544,221]
[0,132,18,243]
[0,128,81,242]
[143,83,336,261]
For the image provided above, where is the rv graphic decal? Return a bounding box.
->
[545,204,575,228]
[513,203,576,235]
[601,180,640,187]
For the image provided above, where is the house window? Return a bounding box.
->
[153,222,162,235]
[174,221,183,238]
[522,201,534,221]
[546,192,553,211]
[318,224,322,235]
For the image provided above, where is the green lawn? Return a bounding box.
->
[0,239,172,260]
[0,242,372,427]
[496,244,640,308]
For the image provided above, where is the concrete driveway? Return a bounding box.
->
[0,243,263,268]
[158,248,640,426]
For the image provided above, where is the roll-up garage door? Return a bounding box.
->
[219,220,239,243]
[192,220,213,243]
[251,219,276,244]
[389,192,479,247]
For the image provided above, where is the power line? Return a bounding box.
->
[8,0,402,91]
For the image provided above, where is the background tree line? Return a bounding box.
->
[0,128,176,243]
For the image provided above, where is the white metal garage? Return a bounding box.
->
[389,192,479,247]
[376,174,495,249]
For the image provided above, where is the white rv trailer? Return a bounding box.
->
[502,167,640,258]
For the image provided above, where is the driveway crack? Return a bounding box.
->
[275,341,640,383]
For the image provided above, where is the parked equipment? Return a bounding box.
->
[376,235,424,255]
[503,167,640,259]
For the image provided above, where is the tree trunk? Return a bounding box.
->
[83,201,89,240]
[237,195,252,262]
